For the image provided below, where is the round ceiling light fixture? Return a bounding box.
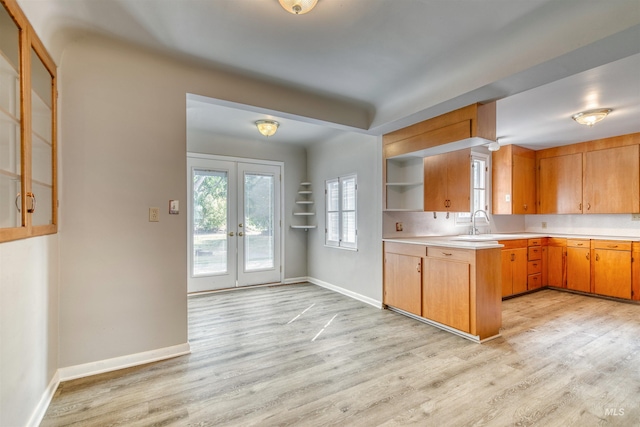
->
[255,120,279,137]
[279,0,318,15]
[571,108,612,127]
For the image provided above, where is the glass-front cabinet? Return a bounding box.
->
[0,0,57,242]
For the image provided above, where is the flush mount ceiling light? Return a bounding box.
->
[279,0,318,15]
[487,140,501,152]
[255,120,279,137]
[571,108,612,127]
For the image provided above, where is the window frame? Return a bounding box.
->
[325,174,357,250]
[455,152,490,227]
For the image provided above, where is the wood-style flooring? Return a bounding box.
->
[41,284,640,426]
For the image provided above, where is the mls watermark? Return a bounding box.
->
[604,407,625,417]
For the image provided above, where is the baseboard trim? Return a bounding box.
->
[26,370,60,427]
[58,342,191,382]
[283,276,308,285]
[307,277,382,309]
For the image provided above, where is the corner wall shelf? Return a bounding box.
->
[291,181,316,231]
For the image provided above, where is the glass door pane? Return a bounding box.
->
[30,47,53,226]
[243,172,275,271]
[237,162,281,287]
[192,169,229,276]
[0,6,22,229]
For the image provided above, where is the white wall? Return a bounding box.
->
[57,32,354,369]
[187,130,308,280]
[307,132,383,303]
[0,235,58,427]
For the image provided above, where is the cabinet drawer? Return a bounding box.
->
[548,237,567,247]
[528,260,542,275]
[592,240,631,251]
[425,246,473,263]
[499,239,528,250]
[528,246,541,261]
[384,242,426,257]
[528,238,542,247]
[567,239,589,248]
[528,273,542,290]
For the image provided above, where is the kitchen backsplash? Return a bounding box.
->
[383,212,640,238]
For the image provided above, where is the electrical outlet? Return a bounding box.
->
[632,213,640,221]
[542,222,547,229]
[149,207,160,222]
[396,222,403,232]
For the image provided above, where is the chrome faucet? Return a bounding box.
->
[472,209,490,235]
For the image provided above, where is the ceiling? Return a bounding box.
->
[17,0,640,149]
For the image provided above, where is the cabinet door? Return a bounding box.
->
[423,257,470,332]
[593,249,631,299]
[446,149,471,212]
[548,245,565,287]
[584,145,640,214]
[424,153,448,211]
[539,154,583,214]
[512,248,528,294]
[501,250,513,297]
[512,154,536,214]
[384,253,422,315]
[0,4,24,236]
[567,247,590,292]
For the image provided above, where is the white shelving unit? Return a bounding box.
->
[385,156,424,211]
[291,181,317,231]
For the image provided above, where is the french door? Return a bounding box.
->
[187,155,282,293]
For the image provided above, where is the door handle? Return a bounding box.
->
[238,231,244,237]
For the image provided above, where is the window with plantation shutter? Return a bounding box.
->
[325,174,357,249]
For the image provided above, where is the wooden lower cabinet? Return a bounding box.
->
[383,242,425,316]
[547,238,566,287]
[384,242,502,341]
[384,252,422,316]
[423,257,470,333]
[500,240,528,297]
[566,244,591,293]
[633,243,640,301]
[592,241,632,299]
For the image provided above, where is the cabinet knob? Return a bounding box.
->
[228,232,235,237]
[238,231,244,237]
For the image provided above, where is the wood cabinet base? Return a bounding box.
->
[386,306,501,344]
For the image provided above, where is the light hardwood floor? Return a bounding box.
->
[42,284,639,426]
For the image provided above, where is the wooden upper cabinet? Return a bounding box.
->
[492,145,536,214]
[424,153,448,211]
[424,149,470,212]
[538,153,583,214]
[584,145,640,214]
[383,102,495,158]
[0,0,57,243]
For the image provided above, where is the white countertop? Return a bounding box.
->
[383,232,640,249]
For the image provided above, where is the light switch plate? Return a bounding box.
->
[169,200,179,214]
